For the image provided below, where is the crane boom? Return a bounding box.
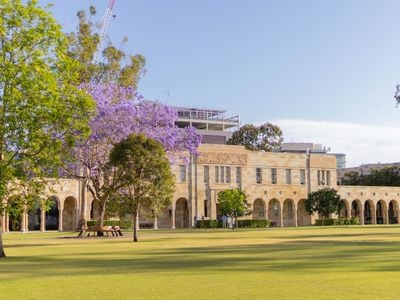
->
[93,0,116,63]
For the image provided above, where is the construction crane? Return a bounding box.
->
[93,0,116,64]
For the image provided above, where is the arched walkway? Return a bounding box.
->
[268,199,281,227]
[46,196,59,230]
[351,199,362,219]
[175,198,189,228]
[7,197,23,231]
[297,199,311,226]
[63,196,77,231]
[283,199,296,227]
[253,198,266,220]
[389,200,399,224]
[364,200,375,225]
[338,199,350,218]
[28,203,41,231]
[376,200,387,224]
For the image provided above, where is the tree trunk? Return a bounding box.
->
[97,202,106,236]
[0,229,6,258]
[235,216,239,229]
[132,212,138,242]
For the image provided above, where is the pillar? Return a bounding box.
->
[1,212,5,233]
[154,215,158,229]
[371,205,377,225]
[5,213,9,232]
[280,204,283,227]
[20,210,27,233]
[171,202,176,229]
[58,209,63,231]
[40,208,46,232]
[360,207,364,225]
[294,203,298,227]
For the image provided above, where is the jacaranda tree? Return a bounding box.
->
[0,0,95,258]
[70,83,201,227]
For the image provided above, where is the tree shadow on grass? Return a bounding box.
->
[3,238,400,281]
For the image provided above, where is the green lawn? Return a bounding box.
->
[2,226,400,299]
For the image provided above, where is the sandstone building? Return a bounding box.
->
[2,107,400,232]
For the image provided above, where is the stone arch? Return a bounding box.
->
[389,200,399,224]
[46,196,59,230]
[297,199,311,226]
[376,200,387,224]
[338,199,350,218]
[351,199,362,219]
[175,198,189,228]
[28,202,41,231]
[364,199,375,225]
[283,199,296,227]
[63,196,77,231]
[252,198,266,220]
[268,199,281,227]
[7,196,23,231]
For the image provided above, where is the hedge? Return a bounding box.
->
[86,220,132,229]
[315,217,360,226]
[196,219,270,228]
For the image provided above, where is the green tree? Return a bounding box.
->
[110,134,174,242]
[66,6,146,88]
[218,188,251,229]
[340,171,361,185]
[227,123,283,151]
[0,0,95,258]
[305,188,341,224]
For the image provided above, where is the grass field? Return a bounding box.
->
[2,226,400,299]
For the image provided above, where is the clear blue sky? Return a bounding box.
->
[39,0,400,165]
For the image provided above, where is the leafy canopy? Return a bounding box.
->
[110,133,175,242]
[227,123,283,151]
[305,188,341,218]
[218,188,251,228]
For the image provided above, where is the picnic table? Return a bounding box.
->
[76,225,123,238]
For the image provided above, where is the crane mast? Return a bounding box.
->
[93,0,116,64]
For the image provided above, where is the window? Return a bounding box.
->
[220,166,225,183]
[271,168,277,184]
[256,168,262,184]
[204,200,208,217]
[204,166,209,183]
[179,165,186,182]
[215,166,219,183]
[286,169,291,184]
[226,167,231,183]
[317,170,321,185]
[326,170,331,186]
[236,167,242,184]
[300,169,306,185]
[318,170,329,186]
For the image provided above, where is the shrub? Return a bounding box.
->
[315,218,359,226]
[238,220,270,228]
[195,220,221,228]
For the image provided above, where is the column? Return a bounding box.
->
[25,212,29,232]
[171,203,176,229]
[294,204,298,227]
[58,209,63,231]
[40,207,46,232]
[154,215,158,230]
[20,210,27,233]
[385,206,389,224]
[280,204,283,227]
[1,212,5,233]
[75,209,80,228]
[264,205,268,222]
[372,206,377,225]
[360,207,364,225]
[5,213,9,232]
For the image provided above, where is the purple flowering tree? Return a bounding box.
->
[71,83,201,227]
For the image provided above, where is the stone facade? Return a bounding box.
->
[2,144,400,232]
